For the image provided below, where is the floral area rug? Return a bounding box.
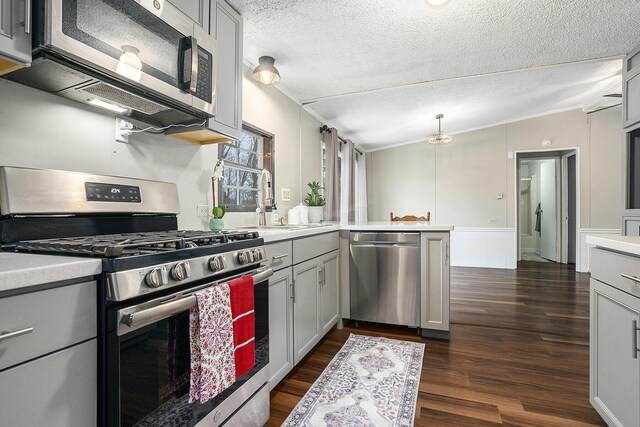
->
[282,334,425,427]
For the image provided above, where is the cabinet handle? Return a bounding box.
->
[291,280,295,303]
[24,0,31,34]
[0,327,34,343]
[633,320,640,359]
[319,267,325,287]
[272,254,288,260]
[621,274,640,284]
[445,242,449,265]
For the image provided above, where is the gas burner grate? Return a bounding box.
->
[15,230,260,257]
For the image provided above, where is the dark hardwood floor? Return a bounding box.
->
[266,261,605,426]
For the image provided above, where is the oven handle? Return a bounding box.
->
[121,267,273,331]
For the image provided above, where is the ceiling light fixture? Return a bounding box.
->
[424,0,451,7]
[252,56,281,86]
[428,114,452,145]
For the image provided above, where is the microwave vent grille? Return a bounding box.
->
[79,82,170,115]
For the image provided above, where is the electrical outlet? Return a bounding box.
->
[489,219,498,224]
[281,188,291,202]
[197,205,209,217]
[115,118,133,143]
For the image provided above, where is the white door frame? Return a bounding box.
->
[513,147,581,269]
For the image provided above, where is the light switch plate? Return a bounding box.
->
[281,188,291,202]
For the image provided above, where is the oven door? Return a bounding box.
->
[104,267,271,427]
[46,0,215,115]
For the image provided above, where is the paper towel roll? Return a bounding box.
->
[295,204,309,224]
[288,208,301,225]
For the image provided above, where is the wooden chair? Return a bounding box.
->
[390,211,430,222]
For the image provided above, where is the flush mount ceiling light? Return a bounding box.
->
[424,0,451,7]
[252,56,281,86]
[428,114,452,145]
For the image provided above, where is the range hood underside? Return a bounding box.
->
[5,53,203,128]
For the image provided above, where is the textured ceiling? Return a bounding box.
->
[229,0,640,150]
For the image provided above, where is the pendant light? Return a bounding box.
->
[252,56,281,86]
[428,114,452,145]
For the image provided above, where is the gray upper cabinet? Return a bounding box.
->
[207,0,243,140]
[167,0,209,28]
[624,42,640,130]
[0,0,32,75]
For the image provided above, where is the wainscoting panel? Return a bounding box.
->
[450,228,517,269]
[578,229,621,273]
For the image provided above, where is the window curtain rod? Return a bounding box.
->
[320,125,363,156]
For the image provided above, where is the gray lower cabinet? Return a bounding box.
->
[0,280,97,425]
[420,232,450,337]
[268,267,294,389]
[0,0,32,73]
[206,0,243,140]
[319,250,339,335]
[267,233,340,387]
[0,338,97,426]
[590,278,640,426]
[590,246,640,427]
[293,257,321,364]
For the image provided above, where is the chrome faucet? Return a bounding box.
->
[258,169,273,227]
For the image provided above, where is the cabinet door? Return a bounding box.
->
[207,0,243,140]
[319,250,339,334]
[268,268,294,389]
[420,232,450,332]
[0,339,97,426]
[590,279,640,427]
[167,0,208,28]
[624,42,640,129]
[0,0,32,74]
[293,258,320,365]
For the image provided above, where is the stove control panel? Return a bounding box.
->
[85,182,141,203]
[106,245,268,301]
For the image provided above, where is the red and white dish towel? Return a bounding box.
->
[188,276,256,404]
[229,275,256,379]
[188,284,235,404]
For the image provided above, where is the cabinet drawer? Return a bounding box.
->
[591,248,640,298]
[0,280,97,370]
[293,232,339,265]
[624,218,640,236]
[265,240,293,271]
[0,339,97,426]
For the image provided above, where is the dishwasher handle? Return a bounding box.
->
[351,242,419,248]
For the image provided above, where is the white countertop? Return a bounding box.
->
[241,222,453,243]
[0,253,102,295]
[587,235,640,256]
[340,221,454,231]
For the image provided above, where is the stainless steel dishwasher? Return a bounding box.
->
[349,232,420,327]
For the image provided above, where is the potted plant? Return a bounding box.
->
[209,204,226,231]
[304,181,325,223]
[210,159,226,231]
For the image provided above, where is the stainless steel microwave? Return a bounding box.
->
[6,0,216,127]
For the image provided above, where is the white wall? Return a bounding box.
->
[367,107,623,269]
[0,66,322,230]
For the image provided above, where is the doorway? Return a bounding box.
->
[517,150,577,265]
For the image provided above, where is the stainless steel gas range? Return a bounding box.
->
[0,166,271,427]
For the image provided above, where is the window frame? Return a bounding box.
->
[218,122,275,213]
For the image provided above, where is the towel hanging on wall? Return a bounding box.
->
[535,202,542,236]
